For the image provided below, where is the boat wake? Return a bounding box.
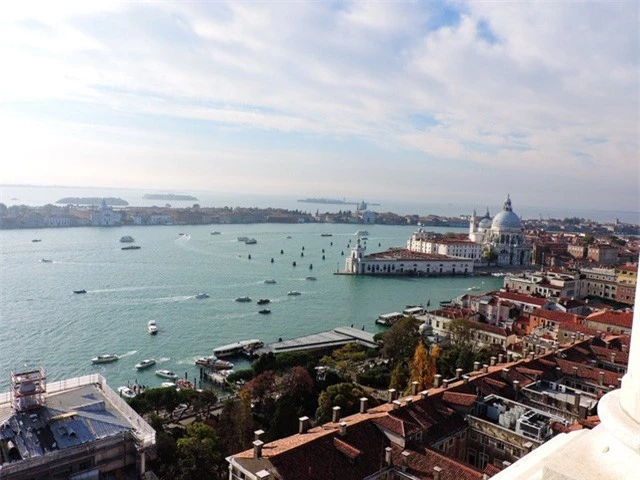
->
[119,350,137,358]
[158,357,171,363]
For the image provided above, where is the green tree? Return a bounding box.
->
[482,245,498,265]
[315,383,368,423]
[381,317,419,365]
[218,391,254,457]
[176,423,223,480]
[447,318,473,346]
[389,362,409,391]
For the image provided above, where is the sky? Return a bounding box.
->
[0,0,638,211]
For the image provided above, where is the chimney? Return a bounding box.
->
[507,353,513,363]
[434,374,443,388]
[385,447,392,466]
[388,389,397,403]
[498,354,505,364]
[523,441,534,453]
[528,352,535,361]
[610,352,617,363]
[482,364,489,373]
[442,379,450,389]
[254,430,265,441]
[598,371,605,386]
[392,400,402,410]
[513,380,520,392]
[411,381,419,395]
[420,390,429,400]
[332,406,341,423]
[253,440,264,459]
[573,390,581,409]
[360,397,369,414]
[455,368,463,379]
[433,466,443,480]
[502,461,512,469]
[298,416,310,434]
[339,421,347,436]
[401,450,410,472]
[474,361,480,371]
[490,356,497,366]
[256,470,270,480]
[501,368,510,380]
[406,397,413,406]
[463,375,470,385]
[572,366,579,376]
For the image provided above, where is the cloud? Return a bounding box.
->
[0,0,637,210]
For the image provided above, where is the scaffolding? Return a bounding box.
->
[10,368,46,411]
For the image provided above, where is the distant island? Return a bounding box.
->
[298,197,380,206]
[143,193,198,201]
[56,197,129,206]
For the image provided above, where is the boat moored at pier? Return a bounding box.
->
[213,339,264,358]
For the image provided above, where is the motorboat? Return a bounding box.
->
[257,299,270,305]
[258,309,271,315]
[155,369,178,380]
[147,320,158,335]
[286,236,292,239]
[305,276,317,281]
[31,239,42,243]
[235,296,252,302]
[41,258,53,263]
[287,291,302,296]
[119,235,135,243]
[354,230,369,236]
[161,382,176,388]
[195,293,210,299]
[467,286,481,291]
[320,233,333,237]
[264,279,277,284]
[73,289,87,294]
[195,356,234,370]
[92,354,118,364]
[135,358,156,370]
[121,245,141,250]
[210,231,222,235]
[244,238,257,244]
[237,236,248,242]
[118,386,136,399]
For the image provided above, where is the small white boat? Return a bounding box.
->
[305,276,317,281]
[235,296,252,302]
[195,293,210,299]
[195,356,234,370]
[118,386,136,399]
[354,230,369,236]
[119,235,135,243]
[264,279,277,284]
[467,286,480,291]
[148,320,158,335]
[237,236,248,242]
[244,238,257,244]
[135,358,156,370]
[92,354,118,364]
[155,369,178,380]
[161,382,176,388]
[287,291,302,296]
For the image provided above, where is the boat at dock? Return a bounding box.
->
[155,369,178,380]
[118,386,136,399]
[195,356,234,370]
[135,358,156,370]
[92,354,118,364]
[235,296,251,302]
[213,339,264,358]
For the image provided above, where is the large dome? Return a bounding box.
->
[491,194,522,230]
[491,210,522,230]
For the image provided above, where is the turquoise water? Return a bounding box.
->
[0,223,502,391]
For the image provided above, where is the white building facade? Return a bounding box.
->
[408,230,482,262]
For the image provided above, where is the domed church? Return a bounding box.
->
[469,195,532,266]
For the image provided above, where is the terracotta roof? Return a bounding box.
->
[531,308,583,324]
[390,444,484,480]
[484,463,502,476]
[555,358,621,386]
[589,345,629,365]
[586,310,633,329]
[497,291,547,306]
[365,249,464,261]
[332,437,362,459]
[468,320,509,336]
[442,391,478,407]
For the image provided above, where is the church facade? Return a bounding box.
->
[469,195,532,266]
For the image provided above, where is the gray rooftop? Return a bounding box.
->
[257,326,377,355]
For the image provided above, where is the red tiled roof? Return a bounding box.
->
[586,310,633,329]
[589,345,629,365]
[555,358,621,386]
[497,291,547,306]
[332,437,362,459]
[365,249,464,261]
[468,320,508,336]
[390,445,484,480]
[531,308,583,324]
[442,391,477,407]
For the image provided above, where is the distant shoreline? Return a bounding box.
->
[56,197,129,206]
[143,194,198,201]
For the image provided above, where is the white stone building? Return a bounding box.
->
[469,195,532,266]
[408,230,482,262]
[90,199,122,226]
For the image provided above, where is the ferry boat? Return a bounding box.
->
[195,293,210,299]
[119,235,134,243]
[135,358,156,370]
[287,291,302,296]
[147,320,158,335]
[213,339,264,358]
[121,245,141,250]
[118,386,136,399]
[155,369,178,380]
[235,296,251,302]
[92,354,118,364]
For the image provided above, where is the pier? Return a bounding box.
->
[255,326,378,356]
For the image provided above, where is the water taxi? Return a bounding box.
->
[135,358,156,370]
[92,354,118,364]
[155,369,178,380]
[235,296,251,302]
[195,293,210,299]
[257,299,270,305]
[148,320,158,335]
[264,279,277,284]
[287,291,302,296]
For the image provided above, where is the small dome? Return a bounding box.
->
[478,217,492,229]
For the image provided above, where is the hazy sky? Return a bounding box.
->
[1,1,638,210]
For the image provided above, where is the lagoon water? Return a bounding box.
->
[0,223,503,391]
